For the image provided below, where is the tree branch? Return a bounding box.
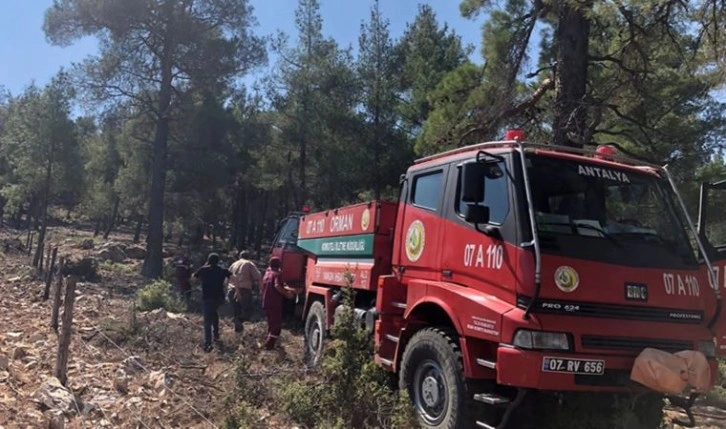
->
[503,78,554,118]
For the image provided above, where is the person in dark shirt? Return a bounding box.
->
[193,253,231,352]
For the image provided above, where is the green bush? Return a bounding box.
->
[221,402,258,429]
[100,260,137,274]
[136,279,186,313]
[707,358,726,403]
[97,316,139,346]
[279,273,417,429]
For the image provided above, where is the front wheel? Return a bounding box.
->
[399,327,471,429]
[304,301,326,367]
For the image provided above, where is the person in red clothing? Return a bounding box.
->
[261,256,294,350]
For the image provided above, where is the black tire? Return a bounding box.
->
[304,301,326,367]
[399,327,472,429]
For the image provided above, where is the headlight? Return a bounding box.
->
[698,339,716,358]
[513,329,571,351]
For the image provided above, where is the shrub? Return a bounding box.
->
[221,402,258,429]
[100,260,137,274]
[705,358,726,404]
[279,272,417,429]
[136,279,186,313]
[97,317,139,346]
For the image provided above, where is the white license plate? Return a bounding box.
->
[541,357,605,375]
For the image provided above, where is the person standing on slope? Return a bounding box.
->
[227,250,262,333]
[261,256,294,350]
[193,253,232,352]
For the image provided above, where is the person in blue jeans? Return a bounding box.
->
[193,253,232,352]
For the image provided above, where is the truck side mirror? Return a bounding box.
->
[461,162,488,203]
[465,204,490,224]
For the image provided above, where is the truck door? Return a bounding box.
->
[440,156,519,300]
[271,215,306,287]
[697,180,726,355]
[394,165,449,282]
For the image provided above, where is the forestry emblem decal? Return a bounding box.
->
[361,208,371,231]
[554,266,580,293]
[405,220,425,262]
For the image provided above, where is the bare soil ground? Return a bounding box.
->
[0,225,305,429]
[0,224,724,428]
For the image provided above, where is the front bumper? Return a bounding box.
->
[495,345,719,392]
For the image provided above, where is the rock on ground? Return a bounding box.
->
[32,377,78,414]
[96,246,126,263]
[124,245,147,260]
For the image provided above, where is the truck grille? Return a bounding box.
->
[516,296,704,325]
[581,335,692,353]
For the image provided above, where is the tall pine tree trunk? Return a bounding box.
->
[0,196,6,227]
[372,104,381,200]
[33,202,43,231]
[103,196,120,239]
[255,192,268,256]
[25,196,36,230]
[552,1,592,148]
[143,19,174,278]
[133,213,144,243]
[239,187,249,250]
[299,117,307,208]
[231,182,247,251]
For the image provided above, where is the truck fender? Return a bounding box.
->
[404,298,464,333]
[305,285,335,329]
[400,280,510,379]
[396,298,476,376]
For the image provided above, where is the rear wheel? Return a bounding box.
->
[399,327,472,429]
[304,301,326,367]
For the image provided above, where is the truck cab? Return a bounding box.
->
[271,211,308,289]
[298,133,720,429]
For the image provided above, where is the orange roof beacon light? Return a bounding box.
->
[595,144,617,160]
[302,205,311,214]
[505,129,525,141]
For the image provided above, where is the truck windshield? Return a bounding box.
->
[273,216,300,248]
[527,155,697,268]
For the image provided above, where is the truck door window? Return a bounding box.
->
[412,170,444,211]
[455,161,509,224]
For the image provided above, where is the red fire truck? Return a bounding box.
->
[270,131,722,429]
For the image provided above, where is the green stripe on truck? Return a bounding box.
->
[297,233,375,257]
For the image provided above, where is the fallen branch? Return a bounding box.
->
[179,364,208,370]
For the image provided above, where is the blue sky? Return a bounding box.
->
[0,0,486,97]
